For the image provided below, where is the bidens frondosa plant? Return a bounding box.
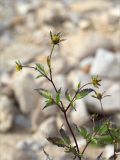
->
[16,31,120,160]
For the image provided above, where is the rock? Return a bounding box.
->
[70,0,111,13]
[52,57,65,74]
[53,74,67,93]
[0,84,14,99]
[85,83,120,114]
[12,70,39,114]
[79,57,94,73]
[90,49,120,79]
[0,43,40,72]
[61,33,114,66]
[12,150,38,160]
[113,114,120,127]
[36,1,69,26]
[38,117,58,137]
[38,98,58,117]
[104,145,114,159]
[67,70,90,89]
[31,98,59,132]
[70,100,89,126]
[79,19,93,30]
[16,139,42,152]
[0,95,15,132]
[0,72,12,85]
[14,114,31,129]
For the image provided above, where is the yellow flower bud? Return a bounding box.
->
[50,31,65,45]
[16,61,22,71]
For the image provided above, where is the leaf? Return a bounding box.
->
[47,137,66,147]
[35,75,44,79]
[60,128,71,145]
[96,135,113,146]
[98,123,108,135]
[91,138,97,145]
[56,88,61,104]
[43,99,54,110]
[76,88,94,99]
[36,63,47,75]
[65,90,76,110]
[35,88,52,99]
[65,146,77,155]
[76,126,90,139]
[77,82,81,89]
[65,89,72,102]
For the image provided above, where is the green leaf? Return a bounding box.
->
[36,63,47,75]
[91,138,97,144]
[65,90,76,110]
[43,99,54,110]
[35,88,52,99]
[60,128,71,145]
[98,123,108,135]
[56,88,61,104]
[35,75,44,79]
[76,126,90,139]
[65,89,72,102]
[71,101,76,111]
[77,82,81,89]
[96,135,113,146]
[76,88,94,99]
[65,146,77,155]
[47,137,66,147]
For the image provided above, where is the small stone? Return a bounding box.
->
[85,83,120,114]
[14,114,31,129]
[70,100,89,126]
[79,57,94,73]
[90,49,120,79]
[0,43,40,72]
[67,70,90,89]
[12,71,39,114]
[38,117,58,137]
[0,95,15,132]
[104,145,114,159]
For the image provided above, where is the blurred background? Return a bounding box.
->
[0,0,120,159]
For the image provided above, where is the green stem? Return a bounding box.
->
[65,82,92,112]
[99,100,116,160]
[64,111,81,159]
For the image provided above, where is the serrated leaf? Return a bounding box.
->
[43,99,54,110]
[65,90,76,110]
[71,101,76,111]
[35,88,52,99]
[65,146,77,155]
[76,126,90,139]
[47,137,66,147]
[99,123,108,135]
[76,88,94,99]
[96,135,113,146]
[36,63,47,75]
[65,90,72,102]
[91,138,97,144]
[60,128,71,145]
[56,88,61,104]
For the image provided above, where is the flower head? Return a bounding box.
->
[91,75,101,88]
[92,91,110,100]
[16,61,22,71]
[50,31,65,45]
